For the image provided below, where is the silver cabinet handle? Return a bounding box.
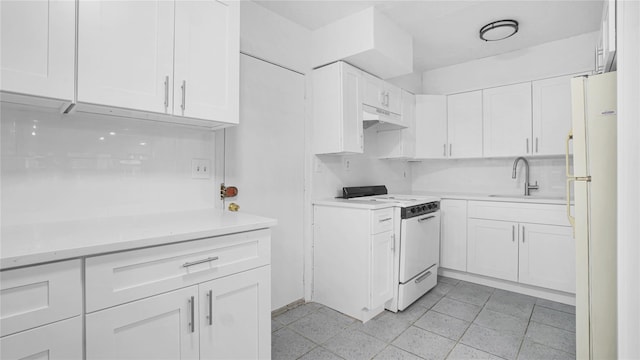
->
[164,75,169,111]
[379,217,392,222]
[207,290,213,326]
[449,144,452,156]
[180,80,187,113]
[512,225,515,242]
[443,144,446,157]
[188,296,195,333]
[386,93,390,107]
[526,138,530,154]
[183,256,219,268]
[415,271,433,284]
[522,225,525,243]
[418,215,436,222]
[535,137,539,153]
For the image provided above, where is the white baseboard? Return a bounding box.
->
[439,268,576,306]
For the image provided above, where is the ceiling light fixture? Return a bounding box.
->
[479,19,519,41]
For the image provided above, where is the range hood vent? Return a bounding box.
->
[362,104,406,130]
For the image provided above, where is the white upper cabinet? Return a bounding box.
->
[483,82,532,157]
[532,75,574,156]
[78,1,175,114]
[0,0,75,104]
[415,95,447,159]
[78,0,239,125]
[363,73,402,115]
[173,0,239,123]
[447,91,483,158]
[313,62,364,155]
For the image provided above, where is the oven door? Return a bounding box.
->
[399,212,441,283]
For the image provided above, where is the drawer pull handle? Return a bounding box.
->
[418,215,436,222]
[415,271,433,284]
[379,218,392,222]
[207,290,213,326]
[188,296,195,333]
[183,256,219,268]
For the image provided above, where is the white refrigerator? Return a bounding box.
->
[568,71,617,360]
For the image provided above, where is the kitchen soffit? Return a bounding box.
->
[254,0,604,73]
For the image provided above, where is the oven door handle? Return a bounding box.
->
[417,215,436,222]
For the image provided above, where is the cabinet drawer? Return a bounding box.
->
[0,316,82,360]
[85,229,270,313]
[371,209,394,234]
[0,260,82,337]
[468,201,571,226]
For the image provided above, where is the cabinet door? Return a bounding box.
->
[519,224,575,293]
[86,286,199,360]
[78,1,175,113]
[377,90,415,158]
[174,0,239,123]
[440,200,468,272]
[199,266,270,360]
[532,75,574,156]
[447,91,483,158]
[467,219,518,281]
[483,82,533,157]
[0,0,75,101]
[341,63,365,153]
[385,83,402,114]
[369,231,395,309]
[363,74,385,109]
[0,316,82,360]
[415,95,447,158]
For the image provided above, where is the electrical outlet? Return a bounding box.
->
[343,158,351,172]
[191,158,211,179]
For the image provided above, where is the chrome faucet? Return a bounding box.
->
[512,157,539,196]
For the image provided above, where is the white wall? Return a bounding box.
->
[312,127,412,200]
[422,32,598,95]
[616,0,640,357]
[240,1,311,73]
[387,72,423,94]
[412,158,569,198]
[1,104,218,226]
[238,2,312,310]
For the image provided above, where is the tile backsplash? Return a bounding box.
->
[1,104,219,226]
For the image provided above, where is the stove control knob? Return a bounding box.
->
[421,205,427,211]
[410,208,416,213]
[427,203,433,210]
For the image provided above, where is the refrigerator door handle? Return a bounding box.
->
[565,131,576,230]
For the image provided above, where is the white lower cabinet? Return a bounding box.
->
[199,266,271,359]
[86,286,200,360]
[0,316,82,360]
[465,201,575,294]
[440,199,468,272]
[467,219,519,282]
[313,205,395,322]
[519,224,575,293]
[87,266,270,360]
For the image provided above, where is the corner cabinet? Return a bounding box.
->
[313,204,395,322]
[0,0,75,108]
[447,91,483,158]
[312,62,364,154]
[440,199,468,272]
[77,0,239,126]
[414,95,447,159]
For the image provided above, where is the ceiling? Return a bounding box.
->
[254,0,604,73]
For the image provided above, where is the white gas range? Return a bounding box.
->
[341,186,441,312]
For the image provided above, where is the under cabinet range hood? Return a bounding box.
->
[362,104,406,130]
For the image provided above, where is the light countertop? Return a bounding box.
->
[313,198,397,210]
[412,192,570,205]
[0,209,277,270]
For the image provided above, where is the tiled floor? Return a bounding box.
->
[272,276,576,360]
